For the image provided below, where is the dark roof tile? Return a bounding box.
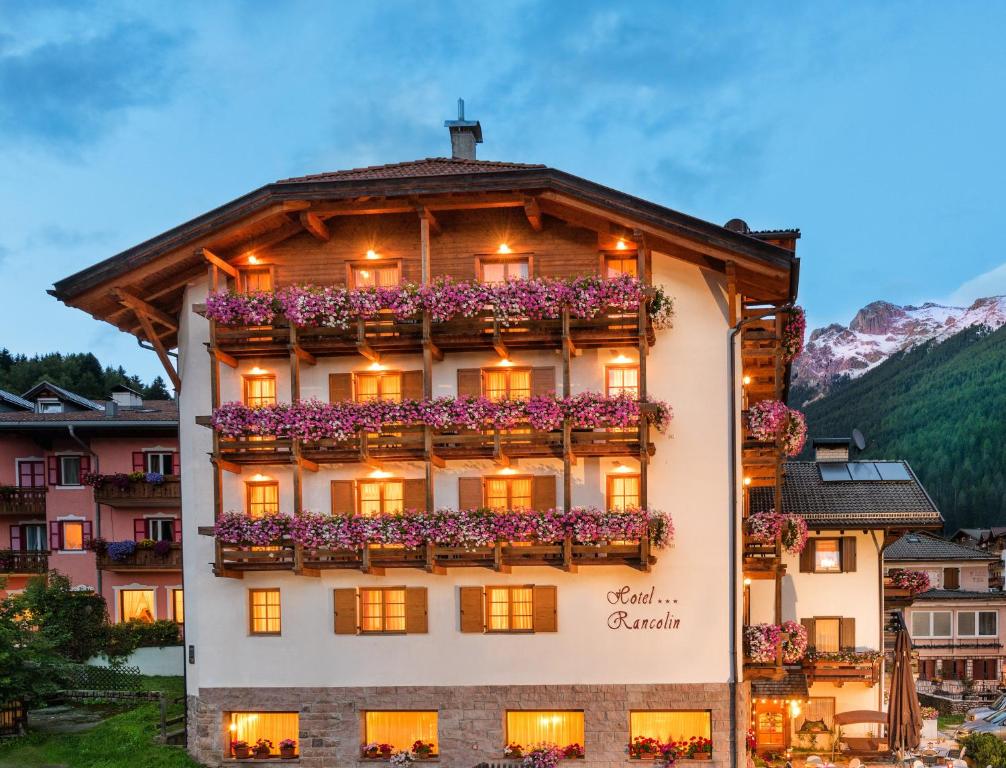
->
[913,589,1004,601]
[751,667,809,698]
[0,399,177,424]
[884,531,997,561]
[278,157,546,183]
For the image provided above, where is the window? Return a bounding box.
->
[171,589,184,625]
[59,456,83,486]
[958,611,998,637]
[606,365,639,398]
[607,474,640,511]
[911,610,953,638]
[944,567,961,590]
[228,712,298,758]
[60,521,85,551]
[351,262,400,288]
[483,368,530,401]
[479,256,529,283]
[603,253,637,278]
[484,476,532,510]
[507,711,584,752]
[119,589,155,623]
[239,267,273,293]
[146,518,176,542]
[487,586,534,632]
[145,452,175,475]
[364,711,438,754]
[360,588,406,633]
[358,480,403,516]
[355,371,403,402]
[246,482,279,518]
[19,524,46,552]
[243,375,276,407]
[36,398,62,414]
[249,589,281,635]
[814,539,841,573]
[813,618,840,653]
[17,460,45,488]
[629,711,711,746]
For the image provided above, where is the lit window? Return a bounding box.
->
[59,456,83,486]
[352,263,400,288]
[358,480,403,516]
[480,257,529,284]
[172,589,184,625]
[364,711,438,754]
[145,452,175,474]
[246,482,279,518]
[629,711,711,746]
[487,586,533,632]
[146,518,175,542]
[814,539,841,573]
[249,589,281,635]
[228,712,298,758]
[355,372,403,402]
[243,375,276,407]
[814,618,840,653]
[604,254,637,278]
[506,711,584,752]
[485,477,532,510]
[360,588,406,633]
[483,368,530,401]
[606,366,639,398]
[60,521,85,551]
[607,474,640,511]
[239,268,273,293]
[120,589,155,623]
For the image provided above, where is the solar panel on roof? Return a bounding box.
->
[848,462,882,481]
[819,463,852,482]
[876,462,912,481]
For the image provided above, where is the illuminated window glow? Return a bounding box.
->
[629,711,711,745]
[607,474,640,510]
[243,375,276,407]
[814,539,841,573]
[483,368,530,401]
[240,268,272,293]
[358,480,404,516]
[360,588,406,633]
[487,586,533,632]
[506,711,584,750]
[814,618,840,652]
[480,257,529,284]
[172,589,184,625]
[364,711,438,753]
[604,254,637,278]
[606,365,639,397]
[485,477,532,510]
[249,589,281,635]
[120,589,155,623]
[352,263,400,288]
[246,482,279,519]
[355,372,402,402]
[228,712,298,757]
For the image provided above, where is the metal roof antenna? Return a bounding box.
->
[444,97,483,161]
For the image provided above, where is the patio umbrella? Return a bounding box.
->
[888,620,922,753]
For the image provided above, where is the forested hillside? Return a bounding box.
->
[0,350,171,402]
[799,324,1006,532]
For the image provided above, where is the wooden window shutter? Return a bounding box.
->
[79,455,91,478]
[333,588,358,635]
[839,617,856,651]
[404,588,428,634]
[403,479,426,512]
[841,537,857,572]
[799,539,816,573]
[532,585,558,632]
[530,367,556,397]
[172,452,180,476]
[331,480,355,515]
[329,373,353,402]
[174,518,183,543]
[9,525,20,551]
[134,519,147,541]
[459,586,485,633]
[458,477,483,510]
[944,567,960,590]
[954,659,967,679]
[531,476,557,511]
[47,456,58,486]
[402,370,424,400]
[801,618,816,648]
[49,521,61,550]
[132,452,145,472]
[457,368,482,397]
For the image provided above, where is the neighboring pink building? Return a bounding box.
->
[0,382,181,626]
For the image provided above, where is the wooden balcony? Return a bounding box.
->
[93,477,181,508]
[743,529,783,576]
[211,309,655,361]
[211,533,656,577]
[802,657,881,687]
[96,543,182,572]
[883,578,915,608]
[0,487,46,516]
[215,425,655,466]
[0,550,48,575]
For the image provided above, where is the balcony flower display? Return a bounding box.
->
[82,471,168,488]
[213,506,673,550]
[390,752,414,766]
[206,274,673,330]
[805,649,882,663]
[744,623,783,664]
[745,400,807,457]
[211,393,671,441]
[888,568,931,595]
[781,306,806,361]
[105,540,137,562]
[522,744,563,768]
[781,620,809,663]
[747,512,809,555]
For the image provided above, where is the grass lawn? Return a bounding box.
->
[939,713,965,730]
[0,675,204,768]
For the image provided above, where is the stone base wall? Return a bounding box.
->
[189,683,740,768]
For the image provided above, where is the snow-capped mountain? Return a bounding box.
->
[792,296,1006,399]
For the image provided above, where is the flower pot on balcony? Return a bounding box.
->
[691,751,711,760]
[233,743,251,759]
[280,745,297,759]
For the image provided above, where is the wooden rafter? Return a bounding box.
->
[113,287,177,332]
[200,248,238,278]
[299,212,330,242]
[523,196,543,231]
[115,290,180,390]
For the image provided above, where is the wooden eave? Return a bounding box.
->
[50,166,799,350]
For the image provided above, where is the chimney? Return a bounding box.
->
[813,438,851,463]
[444,98,483,160]
[104,400,119,418]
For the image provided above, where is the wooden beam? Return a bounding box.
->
[211,347,238,368]
[211,456,242,475]
[133,309,181,390]
[419,212,432,285]
[417,206,441,236]
[200,248,238,278]
[428,452,446,469]
[523,196,543,231]
[356,342,380,363]
[299,212,330,241]
[114,287,178,332]
[297,456,320,473]
[290,345,316,365]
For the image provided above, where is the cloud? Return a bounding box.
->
[27,225,112,249]
[0,20,183,150]
[947,261,1006,306]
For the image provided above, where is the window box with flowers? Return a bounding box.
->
[279,739,297,759]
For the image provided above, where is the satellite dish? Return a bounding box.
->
[852,428,866,452]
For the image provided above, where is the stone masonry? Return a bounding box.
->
[189,683,738,767]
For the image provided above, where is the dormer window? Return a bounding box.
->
[36,398,62,414]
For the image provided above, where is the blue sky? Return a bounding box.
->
[2,1,1005,385]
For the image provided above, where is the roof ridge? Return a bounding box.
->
[278,156,547,184]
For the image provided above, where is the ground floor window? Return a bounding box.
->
[171,588,184,625]
[364,711,438,755]
[506,711,584,755]
[228,711,298,757]
[119,589,155,623]
[629,710,711,746]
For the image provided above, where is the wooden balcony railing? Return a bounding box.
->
[0,550,48,574]
[0,487,46,516]
[96,543,182,571]
[211,309,655,360]
[883,577,915,608]
[212,534,656,577]
[93,477,181,508]
[803,657,881,687]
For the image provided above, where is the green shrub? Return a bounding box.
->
[960,732,1006,767]
[14,572,112,662]
[106,620,181,658]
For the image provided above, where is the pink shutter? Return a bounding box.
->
[79,455,91,481]
[173,518,182,543]
[47,456,58,485]
[9,525,21,551]
[134,518,147,541]
[49,521,61,550]
[172,452,180,476]
[132,452,145,472]
[82,520,93,547]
